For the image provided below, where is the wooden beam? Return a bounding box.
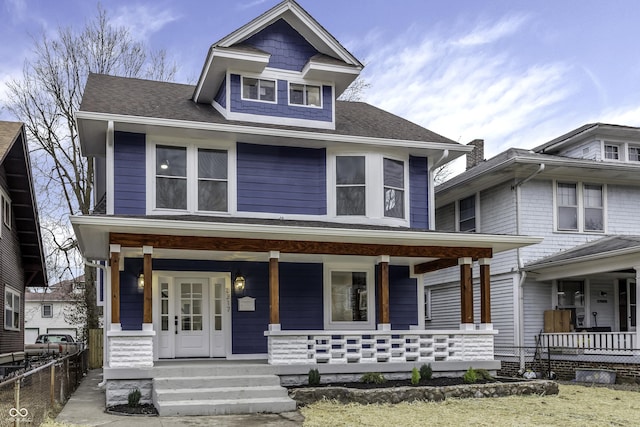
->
[480,261,491,323]
[110,233,493,259]
[269,257,279,324]
[460,262,473,324]
[110,251,120,324]
[379,261,390,324]
[414,258,459,274]
[143,252,152,324]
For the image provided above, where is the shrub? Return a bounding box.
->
[308,368,321,386]
[463,367,478,384]
[419,363,433,381]
[361,372,386,384]
[475,369,494,381]
[411,367,421,385]
[127,388,141,407]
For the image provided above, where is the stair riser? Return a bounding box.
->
[156,400,297,417]
[154,376,281,389]
[153,387,287,402]
[153,365,276,377]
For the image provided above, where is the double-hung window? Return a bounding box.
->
[383,158,404,218]
[2,193,10,230]
[153,144,229,213]
[556,182,604,232]
[324,265,374,330]
[42,304,53,318]
[242,77,276,102]
[629,146,640,162]
[604,144,619,160]
[289,84,321,107]
[458,195,476,232]
[4,287,20,330]
[336,156,366,216]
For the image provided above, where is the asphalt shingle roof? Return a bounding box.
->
[80,73,457,145]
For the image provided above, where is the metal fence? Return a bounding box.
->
[0,350,88,427]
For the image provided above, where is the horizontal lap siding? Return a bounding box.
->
[114,132,145,215]
[489,276,516,348]
[409,156,429,229]
[388,265,418,329]
[119,258,144,330]
[427,284,460,330]
[279,263,323,330]
[522,279,551,347]
[237,143,326,215]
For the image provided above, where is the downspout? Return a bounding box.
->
[85,259,108,387]
[513,163,545,370]
[428,150,449,230]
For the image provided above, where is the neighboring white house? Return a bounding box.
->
[24,278,83,344]
[430,124,640,372]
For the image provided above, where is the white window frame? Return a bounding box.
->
[327,150,410,227]
[2,192,10,230]
[455,194,478,232]
[553,181,606,233]
[603,143,620,160]
[42,303,53,318]
[288,82,323,108]
[629,145,640,162]
[146,138,236,215]
[323,263,375,330]
[4,286,21,331]
[241,76,277,104]
[424,288,432,321]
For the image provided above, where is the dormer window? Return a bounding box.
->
[242,77,276,102]
[289,83,321,107]
[629,146,640,162]
[604,144,619,160]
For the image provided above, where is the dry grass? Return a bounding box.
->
[301,384,640,426]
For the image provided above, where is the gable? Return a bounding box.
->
[242,19,319,72]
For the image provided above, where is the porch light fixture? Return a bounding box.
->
[138,272,145,289]
[234,271,246,295]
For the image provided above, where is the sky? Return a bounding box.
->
[2,0,640,173]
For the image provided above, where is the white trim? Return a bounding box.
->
[0,190,11,232]
[553,180,606,233]
[109,244,121,254]
[142,246,153,255]
[240,76,277,104]
[4,286,21,331]
[323,263,375,330]
[225,110,334,130]
[287,82,323,108]
[423,287,432,322]
[269,251,280,259]
[455,193,479,232]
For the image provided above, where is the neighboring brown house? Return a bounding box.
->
[0,121,47,355]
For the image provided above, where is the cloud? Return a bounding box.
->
[111,4,179,42]
[4,0,27,24]
[236,0,270,11]
[453,13,529,47]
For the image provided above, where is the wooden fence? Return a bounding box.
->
[88,329,103,369]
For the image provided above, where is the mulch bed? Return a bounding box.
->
[106,403,158,416]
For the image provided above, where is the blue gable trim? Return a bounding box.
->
[229,74,332,122]
[114,131,146,215]
[409,155,429,228]
[244,19,318,72]
[214,76,226,108]
[237,142,327,215]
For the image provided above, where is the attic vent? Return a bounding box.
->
[582,147,589,155]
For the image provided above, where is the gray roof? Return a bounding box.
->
[533,122,640,153]
[525,235,640,269]
[79,73,457,145]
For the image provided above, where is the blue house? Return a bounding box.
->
[71,0,538,415]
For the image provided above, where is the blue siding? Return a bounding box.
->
[409,156,429,228]
[237,143,327,215]
[120,258,144,330]
[244,19,318,71]
[389,265,418,329]
[114,132,146,215]
[229,74,333,122]
[214,76,226,108]
[280,263,323,330]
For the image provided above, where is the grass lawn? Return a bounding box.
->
[301,383,640,426]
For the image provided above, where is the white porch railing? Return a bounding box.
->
[541,332,636,355]
[265,329,497,365]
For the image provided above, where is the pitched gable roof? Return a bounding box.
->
[0,121,47,287]
[533,123,640,154]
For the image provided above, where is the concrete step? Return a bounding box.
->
[155,396,297,416]
[153,363,276,377]
[154,385,289,402]
[154,374,282,389]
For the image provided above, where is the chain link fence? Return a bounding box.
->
[0,350,88,426]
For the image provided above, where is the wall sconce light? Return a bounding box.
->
[234,271,246,295]
[138,272,145,289]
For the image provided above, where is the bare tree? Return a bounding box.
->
[338,75,371,102]
[4,5,177,336]
[433,163,455,186]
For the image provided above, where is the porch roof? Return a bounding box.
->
[525,235,640,281]
[70,214,541,267]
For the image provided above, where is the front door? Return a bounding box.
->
[175,278,210,357]
[628,280,637,332]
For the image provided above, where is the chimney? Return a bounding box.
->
[466,139,484,170]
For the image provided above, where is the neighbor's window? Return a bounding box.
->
[198,149,228,212]
[242,77,276,102]
[557,280,585,329]
[330,271,368,323]
[556,182,604,232]
[383,158,404,218]
[604,144,619,160]
[424,288,432,321]
[156,145,187,210]
[4,287,20,330]
[583,184,603,231]
[557,183,578,231]
[289,84,321,107]
[42,304,53,318]
[629,146,640,162]
[458,195,476,232]
[2,194,10,229]
[336,156,366,216]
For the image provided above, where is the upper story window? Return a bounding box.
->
[289,83,321,107]
[336,156,366,216]
[42,303,53,318]
[604,144,620,160]
[242,77,276,103]
[383,158,404,218]
[556,182,604,232]
[629,146,640,162]
[458,195,476,232]
[5,286,20,331]
[152,143,230,214]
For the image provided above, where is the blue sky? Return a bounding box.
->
[2,0,640,169]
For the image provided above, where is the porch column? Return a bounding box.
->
[635,266,640,352]
[269,251,280,329]
[110,244,121,330]
[143,246,153,330]
[377,255,390,329]
[479,258,492,329]
[459,257,474,328]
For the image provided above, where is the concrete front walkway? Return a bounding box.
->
[56,369,304,426]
